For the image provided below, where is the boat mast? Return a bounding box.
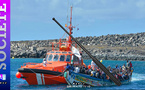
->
[67,6,73,50]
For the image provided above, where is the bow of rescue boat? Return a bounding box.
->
[16,61,69,85]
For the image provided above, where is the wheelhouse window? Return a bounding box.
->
[48,54,53,61]
[62,52,67,54]
[73,55,79,62]
[60,55,65,61]
[46,55,49,60]
[53,54,59,61]
[66,55,71,62]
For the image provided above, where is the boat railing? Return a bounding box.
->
[22,62,39,66]
[50,40,81,51]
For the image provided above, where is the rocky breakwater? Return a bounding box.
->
[11,39,58,58]
[11,32,145,61]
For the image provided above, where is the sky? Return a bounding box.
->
[11,0,145,41]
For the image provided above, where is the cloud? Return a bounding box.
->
[73,0,145,20]
[11,0,145,23]
[11,0,145,41]
[11,0,68,23]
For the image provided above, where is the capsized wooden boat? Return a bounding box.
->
[64,71,132,87]
[16,7,84,85]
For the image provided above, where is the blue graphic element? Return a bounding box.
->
[0,74,6,80]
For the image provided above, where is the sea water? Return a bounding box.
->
[10,58,145,90]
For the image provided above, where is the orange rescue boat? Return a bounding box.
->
[16,7,84,85]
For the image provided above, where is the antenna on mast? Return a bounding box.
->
[65,6,76,50]
[68,6,73,41]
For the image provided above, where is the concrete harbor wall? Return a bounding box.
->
[11,32,145,61]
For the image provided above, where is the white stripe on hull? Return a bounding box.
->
[36,73,42,85]
[42,74,45,85]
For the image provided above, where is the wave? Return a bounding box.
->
[132,73,145,82]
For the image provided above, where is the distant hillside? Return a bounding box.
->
[11,32,145,61]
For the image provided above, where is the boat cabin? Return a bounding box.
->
[45,51,83,66]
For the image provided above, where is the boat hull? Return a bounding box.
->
[65,71,132,87]
[18,68,67,85]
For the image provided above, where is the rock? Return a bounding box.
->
[10,32,145,61]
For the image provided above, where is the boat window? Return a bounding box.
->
[68,52,71,54]
[62,52,67,54]
[46,55,49,60]
[56,52,60,53]
[48,54,53,61]
[66,55,71,62]
[73,55,79,62]
[53,54,59,61]
[51,52,54,53]
[60,55,65,61]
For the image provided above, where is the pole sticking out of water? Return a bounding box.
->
[52,17,122,86]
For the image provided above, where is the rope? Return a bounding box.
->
[67,0,69,25]
[61,33,66,39]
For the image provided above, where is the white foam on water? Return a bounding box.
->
[132,73,145,82]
